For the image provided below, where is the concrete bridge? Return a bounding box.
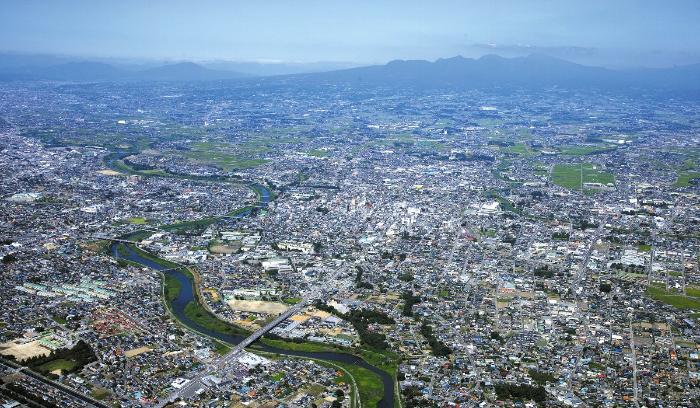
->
[156,266,349,407]
[157,299,312,406]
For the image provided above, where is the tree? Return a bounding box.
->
[2,253,18,264]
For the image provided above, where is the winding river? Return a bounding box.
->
[110,184,395,408]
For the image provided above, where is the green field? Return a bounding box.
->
[558,145,614,156]
[161,217,218,235]
[164,273,182,302]
[183,147,268,171]
[674,172,700,187]
[645,285,700,310]
[258,338,345,354]
[37,358,77,374]
[213,340,231,355]
[685,287,700,298]
[183,301,249,336]
[111,159,170,177]
[306,149,330,157]
[90,387,110,400]
[126,217,148,225]
[317,360,383,408]
[551,163,614,190]
[503,143,537,157]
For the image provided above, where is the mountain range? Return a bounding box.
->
[1,52,699,91]
[0,59,249,82]
[299,54,700,90]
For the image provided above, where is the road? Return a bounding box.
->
[629,317,641,408]
[158,265,350,406]
[0,358,111,408]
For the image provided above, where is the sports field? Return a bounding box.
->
[551,163,614,190]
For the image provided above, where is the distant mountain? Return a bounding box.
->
[203,60,360,76]
[127,62,249,81]
[1,52,699,90]
[296,54,700,91]
[0,54,248,82]
[32,61,126,81]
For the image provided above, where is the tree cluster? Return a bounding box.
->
[12,340,96,377]
[313,301,393,350]
[420,322,451,357]
[494,383,546,403]
[401,291,421,317]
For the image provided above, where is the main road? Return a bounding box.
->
[158,299,312,405]
[157,263,352,405]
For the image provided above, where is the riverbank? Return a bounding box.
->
[109,181,397,407]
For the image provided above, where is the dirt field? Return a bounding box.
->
[227,299,288,315]
[0,340,51,361]
[97,169,123,176]
[209,243,240,254]
[124,346,152,358]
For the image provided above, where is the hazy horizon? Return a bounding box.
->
[2,0,700,68]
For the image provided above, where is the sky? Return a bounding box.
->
[2,0,700,68]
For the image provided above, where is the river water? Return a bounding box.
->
[111,184,395,408]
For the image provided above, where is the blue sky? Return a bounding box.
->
[2,0,700,67]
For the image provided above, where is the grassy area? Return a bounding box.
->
[51,315,67,325]
[492,160,512,181]
[111,159,170,177]
[164,273,182,302]
[183,144,269,171]
[485,190,522,215]
[37,358,77,374]
[558,145,614,156]
[638,244,652,252]
[359,349,399,377]
[306,149,330,157]
[685,287,700,298]
[90,387,110,400]
[80,239,111,254]
[161,217,219,235]
[282,297,302,305]
[126,243,181,269]
[674,172,700,187]
[503,143,537,157]
[645,285,700,310]
[258,339,398,405]
[126,217,148,225]
[122,230,155,242]
[317,359,383,408]
[258,338,345,353]
[225,205,254,218]
[183,301,249,337]
[551,163,614,191]
[340,362,384,407]
[213,340,231,356]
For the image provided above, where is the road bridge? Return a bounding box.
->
[157,266,350,406]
